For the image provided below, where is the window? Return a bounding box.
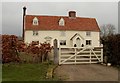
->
[60,31,66,36]
[33,21,38,25]
[32,41,39,45]
[44,36,52,44]
[60,40,66,45]
[33,31,38,36]
[59,18,65,26]
[86,40,92,45]
[86,31,91,36]
[33,17,39,25]
[46,40,51,44]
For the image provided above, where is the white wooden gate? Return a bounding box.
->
[59,46,103,65]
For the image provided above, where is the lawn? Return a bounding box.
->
[2,62,58,81]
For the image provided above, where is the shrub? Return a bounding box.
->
[26,42,52,63]
[2,35,21,63]
[2,34,53,63]
[101,34,120,65]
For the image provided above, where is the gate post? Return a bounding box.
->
[59,46,61,65]
[53,39,59,64]
[101,48,103,62]
[100,44,103,63]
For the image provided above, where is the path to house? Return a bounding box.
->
[54,64,118,81]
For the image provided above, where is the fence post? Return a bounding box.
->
[75,47,77,65]
[90,49,91,64]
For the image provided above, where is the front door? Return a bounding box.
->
[76,38,81,47]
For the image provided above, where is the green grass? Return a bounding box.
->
[2,52,60,82]
[2,63,50,81]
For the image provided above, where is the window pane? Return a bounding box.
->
[33,31,38,36]
[33,17,39,25]
[60,40,66,45]
[59,18,65,26]
[32,41,39,45]
[86,31,91,36]
[60,31,66,36]
[86,40,91,45]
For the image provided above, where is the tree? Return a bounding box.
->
[100,24,115,37]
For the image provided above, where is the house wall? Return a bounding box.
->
[24,30,100,47]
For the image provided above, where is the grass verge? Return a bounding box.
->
[2,62,55,81]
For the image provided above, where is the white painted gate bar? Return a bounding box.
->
[59,46,103,65]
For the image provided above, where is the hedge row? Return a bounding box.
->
[2,35,52,63]
[2,35,20,63]
[101,34,120,65]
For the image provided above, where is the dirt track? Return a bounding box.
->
[54,64,118,81]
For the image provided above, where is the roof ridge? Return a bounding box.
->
[26,15,96,19]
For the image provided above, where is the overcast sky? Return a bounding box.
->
[2,2,118,36]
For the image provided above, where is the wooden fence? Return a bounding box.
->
[59,46,103,65]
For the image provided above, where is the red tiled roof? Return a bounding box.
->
[25,15,100,32]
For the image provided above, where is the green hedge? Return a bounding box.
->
[101,34,120,65]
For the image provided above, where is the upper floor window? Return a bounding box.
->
[59,18,65,26]
[33,17,39,25]
[60,31,66,37]
[33,31,38,36]
[86,31,91,36]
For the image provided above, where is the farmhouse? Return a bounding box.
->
[23,7,100,48]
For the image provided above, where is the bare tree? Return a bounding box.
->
[100,24,115,37]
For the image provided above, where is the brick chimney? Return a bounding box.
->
[69,11,76,18]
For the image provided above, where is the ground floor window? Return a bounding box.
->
[46,40,51,44]
[86,40,92,45]
[44,36,52,44]
[32,41,39,45]
[60,40,66,45]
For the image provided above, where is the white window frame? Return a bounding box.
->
[46,40,51,44]
[60,31,66,37]
[86,31,91,36]
[33,31,38,36]
[33,17,39,25]
[32,41,39,45]
[59,18,65,26]
[60,40,66,45]
[86,40,92,45]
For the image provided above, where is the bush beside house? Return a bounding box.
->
[2,35,52,63]
[101,34,120,66]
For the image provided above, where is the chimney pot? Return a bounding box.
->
[69,11,76,18]
[23,6,26,16]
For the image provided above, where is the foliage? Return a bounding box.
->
[101,34,120,65]
[25,42,53,63]
[2,35,52,63]
[100,24,115,37]
[17,40,26,52]
[2,35,21,63]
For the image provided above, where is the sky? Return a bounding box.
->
[1,2,119,36]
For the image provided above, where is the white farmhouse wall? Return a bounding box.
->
[24,30,100,47]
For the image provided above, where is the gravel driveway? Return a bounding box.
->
[54,64,118,81]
